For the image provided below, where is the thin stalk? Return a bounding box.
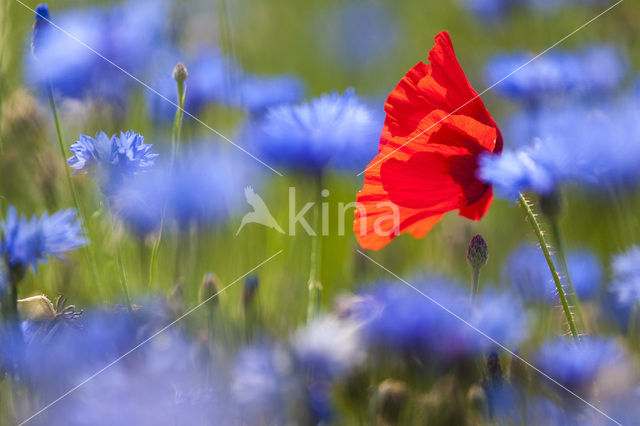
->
[148,73,186,288]
[518,193,578,340]
[470,268,480,303]
[46,83,102,299]
[548,218,588,333]
[306,173,323,322]
[116,248,132,311]
[628,302,638,342]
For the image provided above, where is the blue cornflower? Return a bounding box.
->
[249,89,379,172]
[14,302,239,424]
[470,289,529,349]
[316,2,397,71]
[292,315,365,380]
[485,51,579,102]
[67,130,158,194]
[610,245,640,309]
[481,96,640,197]
[534,337,624,392]
[25,7,105,98]
[112,144,252,234]
[462,0,510,21]
[354,277,528,362]
[503,244,557,303]
[233,74,305,114]
[231,342,298,423]
[2,206,87,272]
[503,244,601,303]
[566,250,602,301]
[25,1,171,101]
[479,148,555,200]
[485,45,626,102]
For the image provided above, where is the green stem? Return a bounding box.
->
[470,267,480,303]
[116,248,132,311]
[628,302,638,342]
[148,77,186,288]
[46,84,102,299]
[518,193,579,340]
[306,173,323,322]
[548,218,588,333]
[147,216,164,290]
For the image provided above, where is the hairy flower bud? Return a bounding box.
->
[466,234,489,271]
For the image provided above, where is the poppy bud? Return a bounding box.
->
[172,62,188,85]
[467,234,489,271]
[199,272,220,306]
[373,379,409,425]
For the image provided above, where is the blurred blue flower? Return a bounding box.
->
[462,0,511,21]
[521,0,608,13]
[14,302,237,425]
[112,144,252,234]
[354,277,528,363]
[482,97,640,196]
[1,206,87,272]
[316,2,397,70]
[68,130,158,194]
[233,74,305,114]
[249,89,379,172]
[534,337,624,392]
[25,1,171,101]
[566,250,602,301]
[479,148,554,200]
[504,245,601,303]
[292,315,365,380]
[485,45,626,102]
[471,289,529,348]
[231,342,298,423]
[26,7,106,98]
[610,245,640,309]
[504,244,557,303]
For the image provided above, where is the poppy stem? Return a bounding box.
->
[307,173,323,322]
[518,193,579,340]
[148,64,187,289]
[548,218,588,333]
[46,83,102,300]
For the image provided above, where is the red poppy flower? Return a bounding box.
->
[354,31,502,250]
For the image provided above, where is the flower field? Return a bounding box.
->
[0,0,639,424]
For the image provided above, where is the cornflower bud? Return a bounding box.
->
[172,62,188,86]
[199,272,220,306]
